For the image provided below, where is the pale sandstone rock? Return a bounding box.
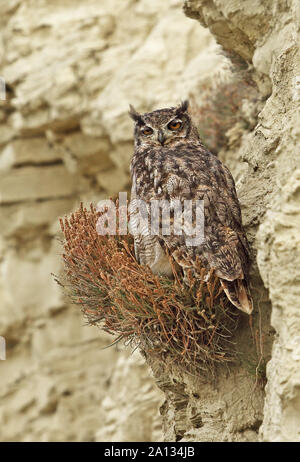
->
[0,165,79,203]
[257,170,300,441]
[0,123,15,147]
[96,168,129,195]
[0,329,121,442]
[0,198,75,237]
[0,0,298,443]
[59,133,114,175]
[0,0,222,442]
[184,0,300,442]
[0,138,62,170]
[95,350,165,442]
[0,241,64,329]
[88,10,223,145]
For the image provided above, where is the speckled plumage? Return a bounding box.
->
[129,101,253,314]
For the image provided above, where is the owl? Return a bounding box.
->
[128,100,253,315]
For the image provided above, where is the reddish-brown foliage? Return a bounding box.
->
[57,202,240,375]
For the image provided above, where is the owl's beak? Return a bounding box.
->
[158,131,166,145]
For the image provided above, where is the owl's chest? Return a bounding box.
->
[131,151,192,200]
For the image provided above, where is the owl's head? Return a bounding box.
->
[129,100,199,148]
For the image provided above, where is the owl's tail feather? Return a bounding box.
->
[220,278,253,315]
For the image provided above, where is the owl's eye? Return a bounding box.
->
[168,120,182,131]
[141,127,153,136]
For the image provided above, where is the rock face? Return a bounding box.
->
[0,0,299,442]
[184,0,300,442]
[0,0,222,442]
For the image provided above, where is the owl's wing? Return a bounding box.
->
[158,153,252,314]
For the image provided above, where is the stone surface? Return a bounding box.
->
[0,0,224,442]
[0,0,299,443]
[95,351,165,442]
[0,198,76,238]
[0,138,62,170]
[184,0,300,442]
[0,165,79,203]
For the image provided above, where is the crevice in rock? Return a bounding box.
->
[12,159,64,169]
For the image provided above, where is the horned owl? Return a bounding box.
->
[128,100,253,314]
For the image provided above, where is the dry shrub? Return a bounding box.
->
[189,77,256,155]
[57,202,240,376]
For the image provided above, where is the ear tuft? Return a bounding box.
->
[176,100,189,115]
[128,105,143,124]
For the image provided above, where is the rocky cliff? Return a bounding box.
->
[183,0,300,441]
[0,0,299,442]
